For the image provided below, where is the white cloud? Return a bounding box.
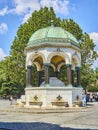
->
[0,0,70,23]
[89,32,98,45]
[0,48,6,60]
[8,0,40,23]
[1,0,69,23]
[12,0,40,15]
[40,0,69,16]
[13,0,69,16]
[0,6,8,16]
[18,0,69,23]
[22,13,32,23]
[89,33,98,69]
[0,23,8,34]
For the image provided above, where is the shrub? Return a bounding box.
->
[87,86,98,92]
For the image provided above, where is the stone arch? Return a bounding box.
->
[26,52,46,67]
[72,53,81,67]
[47,52,71,64]
[33,62,42,71]
[50,63,56,71]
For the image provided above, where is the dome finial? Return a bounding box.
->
[51,20,54,27]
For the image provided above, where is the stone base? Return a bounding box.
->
[51,101,68,107]
[17,86,83,109]
[73,100,83,107]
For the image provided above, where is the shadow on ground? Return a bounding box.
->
[0,122,96,130]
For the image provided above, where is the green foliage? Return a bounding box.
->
[95,68,98,80]
[81,64,94,91]
[58,65,67,85]
[80,33,97,66]
[87,86,98,92]
[61,19,83,41]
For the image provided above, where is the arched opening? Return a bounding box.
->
[33,56,44,86]
[33,56,43,70]
[72,54,81,87]
[51,55,65,70]
[58,65,67,85]
[26,54,45,87]
[50,55,65,77]
[47,52,70,65]
[31,64,38,86]
[49,66,55,77]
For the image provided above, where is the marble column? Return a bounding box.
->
[26,65,32,87]
[37,71,42,86]
[44,63,50,86]
[66,64,72,86]
[71,69,74,86]
[76,66,81,87]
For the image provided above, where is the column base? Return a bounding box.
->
[67,84,73,88]
[26,85,32,88]
[77,84,82,88]
[44,84,50,87]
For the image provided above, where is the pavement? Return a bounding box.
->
[0,99,98,130]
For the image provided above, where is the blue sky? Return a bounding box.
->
[0,0,98,68]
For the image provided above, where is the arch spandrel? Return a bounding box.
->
[26,59,32,66]
[47,52,71,65]
[71,63,75,71]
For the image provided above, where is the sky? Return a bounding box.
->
[0,0,98,68]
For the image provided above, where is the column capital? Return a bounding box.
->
[44,63,50,66]
[27,65,32,69]
[66,64,72,67]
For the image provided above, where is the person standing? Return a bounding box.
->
[82,93,86,106]
[90,93,93,102]
[9,95,13,105]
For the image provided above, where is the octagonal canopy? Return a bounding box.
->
[27,22,79,49]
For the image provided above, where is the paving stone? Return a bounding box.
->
[0,100,98,130]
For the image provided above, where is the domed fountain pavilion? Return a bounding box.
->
[18,21,83,108]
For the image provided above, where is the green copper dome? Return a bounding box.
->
[27,24,79,48]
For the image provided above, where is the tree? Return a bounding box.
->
[61,19,83,41]
[80,33,97,66]
[80,33,98,90]
[94,68,98,87]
